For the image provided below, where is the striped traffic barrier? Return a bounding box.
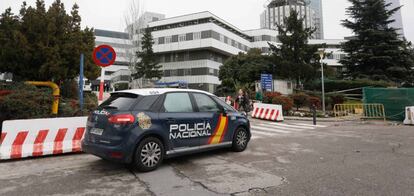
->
[0,117,87,160]
[251,103,284,122]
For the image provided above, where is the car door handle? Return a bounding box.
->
[166,118,176,123]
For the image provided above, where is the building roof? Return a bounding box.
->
[95,29,129,40]
[114,88,214,96]
[148,11,252,41]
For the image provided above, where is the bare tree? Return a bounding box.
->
[123,0,146,88]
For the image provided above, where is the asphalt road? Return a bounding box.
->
[0,120,413,196]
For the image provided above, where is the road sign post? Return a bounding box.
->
[93,45,116,102]
[79,54,84,113]
[261,74,273,92]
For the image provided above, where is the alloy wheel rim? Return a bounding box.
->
[140,142,161,167]
[236,130,247,148]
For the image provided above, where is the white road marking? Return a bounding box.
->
[251,125,292,134]
[290,123,327,128]
[268,122,315,129]
[251,135,262,140]
[257,123,303,131]
[251,130,279,137]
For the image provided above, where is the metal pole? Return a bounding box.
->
[312,104,317,125]
[79,54,84,113]
[99,67,105,101]
[321,62,326,115]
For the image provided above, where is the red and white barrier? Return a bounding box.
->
[251,103,284,121]
[0,117,87,160]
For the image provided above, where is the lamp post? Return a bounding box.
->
[318,49,326,115]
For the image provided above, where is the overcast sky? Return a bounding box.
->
[1,0,413,42]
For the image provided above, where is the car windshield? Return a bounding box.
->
[98,93,138,111]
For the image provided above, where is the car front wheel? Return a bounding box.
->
[232,127,249,152]
[133,137,164,172]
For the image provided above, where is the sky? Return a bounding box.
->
[1,0,413,42]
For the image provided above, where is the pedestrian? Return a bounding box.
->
[226,96,232,105]
[255,90,263,103]
[235,89,250,112]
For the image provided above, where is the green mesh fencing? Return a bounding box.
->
[363,88,414,121]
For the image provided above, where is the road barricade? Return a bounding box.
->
[403,106,414,125]
[334,104,386,121]
[251,103,284,121]
[0,117,87,160]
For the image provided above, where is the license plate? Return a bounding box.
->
[90,128,104,136]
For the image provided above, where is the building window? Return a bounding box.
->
[165,36,172,44]
[179,34,186,42]
[171,35,178,42]
[170,69,177,76]
[194,32,201,40]
[186,33,193,41]
[184,69,191,76]
[201,30,212,39]
[177,69,184,76]
[212,31,220,40]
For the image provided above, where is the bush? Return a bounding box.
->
[0,82,98,123]
[290,93,310,110]
[308,96,321,109]
[327,94,345,109]
[0,86,53,121]
[59,92,98,117]
[60,80,79,99]
[263,92,282,104]
[272,96,294,112]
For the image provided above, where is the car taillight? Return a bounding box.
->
[108,114,135,124]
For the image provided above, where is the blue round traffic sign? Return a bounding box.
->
[93,45,117,67]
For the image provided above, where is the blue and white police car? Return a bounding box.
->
[82,88,251,172]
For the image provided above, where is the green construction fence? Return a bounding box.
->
[363,88,414,121]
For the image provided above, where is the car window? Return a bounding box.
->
[213,97,236,112]
[99,93,138,111]
[193,93,220,112]
[134,95,160,111]
[163,93,193,112]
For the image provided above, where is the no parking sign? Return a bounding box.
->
[93,45,117,101]
[93,45,116,67]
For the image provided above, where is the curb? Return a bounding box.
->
[284,116,344,122]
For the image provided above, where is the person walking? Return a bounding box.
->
[235,89,250,112]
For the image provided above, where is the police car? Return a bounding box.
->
[82,88,251,172]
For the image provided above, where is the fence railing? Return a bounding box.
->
[334,104,386,121]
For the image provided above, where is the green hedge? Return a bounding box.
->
[0,82,98,124]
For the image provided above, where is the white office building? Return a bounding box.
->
[93,29,133,89]
[260,0,323,39]
[386,0,404,36]
[130,11,345,93]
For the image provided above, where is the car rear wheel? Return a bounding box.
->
[232,127,249,152]
[133,137,164,172]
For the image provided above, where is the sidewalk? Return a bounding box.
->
[284,116,344,122]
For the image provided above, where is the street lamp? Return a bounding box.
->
[318,49,326,115]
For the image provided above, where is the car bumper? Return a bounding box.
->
[82,140,133,163]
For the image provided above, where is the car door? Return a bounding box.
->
[191,93,230,146]
[158,92,200,150]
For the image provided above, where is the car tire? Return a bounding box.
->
[232,127,249,152]
[132,137,164,172]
